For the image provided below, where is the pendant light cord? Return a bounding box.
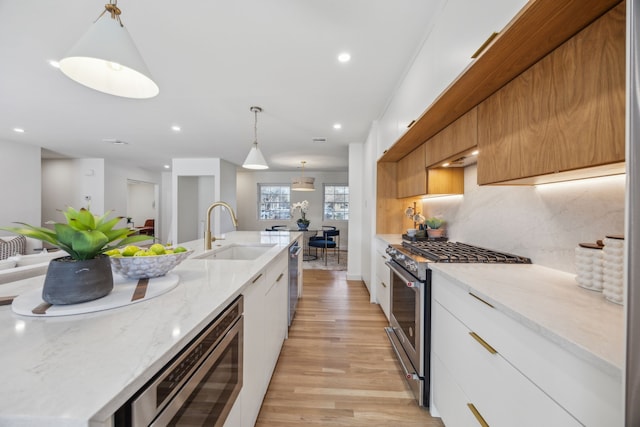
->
[250,106,262,146]
[95,0,124,27]
[254,108,258,144]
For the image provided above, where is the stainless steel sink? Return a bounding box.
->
[194,243,276,261]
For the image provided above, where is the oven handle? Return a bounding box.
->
[385,327,421,381]
[149,316,243,426]
[386,261,422,289]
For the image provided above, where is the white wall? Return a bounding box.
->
[104,161,160,226]
[41,158,105,222]
[362,122,378,298]
[41,158,160,240]
[347,143,363,280]
[236,169,349,249]
[171,158,237,245]
[177,176,200,242]
[161,171,173,244]
[0,140,41,233]
[127,182,156,227]
[421,165,626,274]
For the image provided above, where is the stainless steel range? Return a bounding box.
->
[384,240,531,408]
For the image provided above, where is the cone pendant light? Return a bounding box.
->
[243,106,269,170]
[59,0,159,99]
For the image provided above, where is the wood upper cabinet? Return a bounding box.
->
[426,107,478,167]
[427,168,464,195]
[477,3,625,185]
[397,144,427,198]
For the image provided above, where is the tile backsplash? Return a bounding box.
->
[422,164,625,273]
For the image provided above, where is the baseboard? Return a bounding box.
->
[346,274,362,281]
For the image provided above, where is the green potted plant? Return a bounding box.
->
[425,217,446,238]
[1,207,150,305]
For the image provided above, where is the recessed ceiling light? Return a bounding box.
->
[338,52,351,63]
[442,162,450,167]
[333,123,342,130]
[13,128,25,133]
[163,164,170,169]
[471,150,479,155]
[48,60,60,68]
[171,125,181,132]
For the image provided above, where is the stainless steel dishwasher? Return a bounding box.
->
[288,241,302,326]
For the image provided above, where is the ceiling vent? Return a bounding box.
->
[102,138,129,145]
[312,137,327,144]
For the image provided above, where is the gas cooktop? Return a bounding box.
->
[401,240,532,264]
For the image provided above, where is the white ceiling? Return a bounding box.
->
[0,0,442,172]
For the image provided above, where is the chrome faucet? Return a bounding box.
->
[204,201,239,250]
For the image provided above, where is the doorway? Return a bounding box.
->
[127,180,158,241]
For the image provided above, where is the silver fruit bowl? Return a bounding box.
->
[110,250,193,279]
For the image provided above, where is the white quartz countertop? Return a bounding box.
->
[0,231,300,427]
[375,235,624,377]
[429,263,624,377]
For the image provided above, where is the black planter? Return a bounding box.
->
[42,255,114,305]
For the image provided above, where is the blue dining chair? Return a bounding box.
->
[308,226,339,265]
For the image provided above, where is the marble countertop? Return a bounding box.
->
[430,264,623,377]
[374,234,624,377]
[0,231,300,427]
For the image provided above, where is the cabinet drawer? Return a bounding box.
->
[431,354,479,427]
[432,271,622,426]
[375,252,390,284]
[432,300,580,427]
[375,275,390,320]
[266,251,288,293]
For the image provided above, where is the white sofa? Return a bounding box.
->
[0,251,67,285]
[0,236,67,285]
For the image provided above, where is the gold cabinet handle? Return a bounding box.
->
[381,282,387,288]
[251,273,263,283]
[469,332,497,355]
[276,273,284,282]
[471,31,499,59]
[469,292,494,308]
[467,403,490,427]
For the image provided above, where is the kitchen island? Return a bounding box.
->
[0,231,300,427]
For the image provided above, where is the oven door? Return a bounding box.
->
[151,318,242,427]
[385,260,429,407]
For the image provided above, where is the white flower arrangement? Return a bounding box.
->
[291,200,310,225]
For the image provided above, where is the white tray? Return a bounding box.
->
[11,273,179,317]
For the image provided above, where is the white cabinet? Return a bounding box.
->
[241,251,289,427]
[431,271,622,427]
[374,238,390,320]
[377,0,527,158]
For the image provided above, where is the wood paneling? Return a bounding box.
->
[397,144,427,198]
[477,3,625,184]
[379,0,622,162]
[376,162,399,234]
[426,107,478,168]
[255,270,444,427]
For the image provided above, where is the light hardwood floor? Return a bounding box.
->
[255,269,444,427]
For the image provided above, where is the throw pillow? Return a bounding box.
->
[0,235,27,260]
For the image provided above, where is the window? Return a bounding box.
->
[323,185,349,220]
[258,184,292,220]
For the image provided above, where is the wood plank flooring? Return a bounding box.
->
[255,270,444,427]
